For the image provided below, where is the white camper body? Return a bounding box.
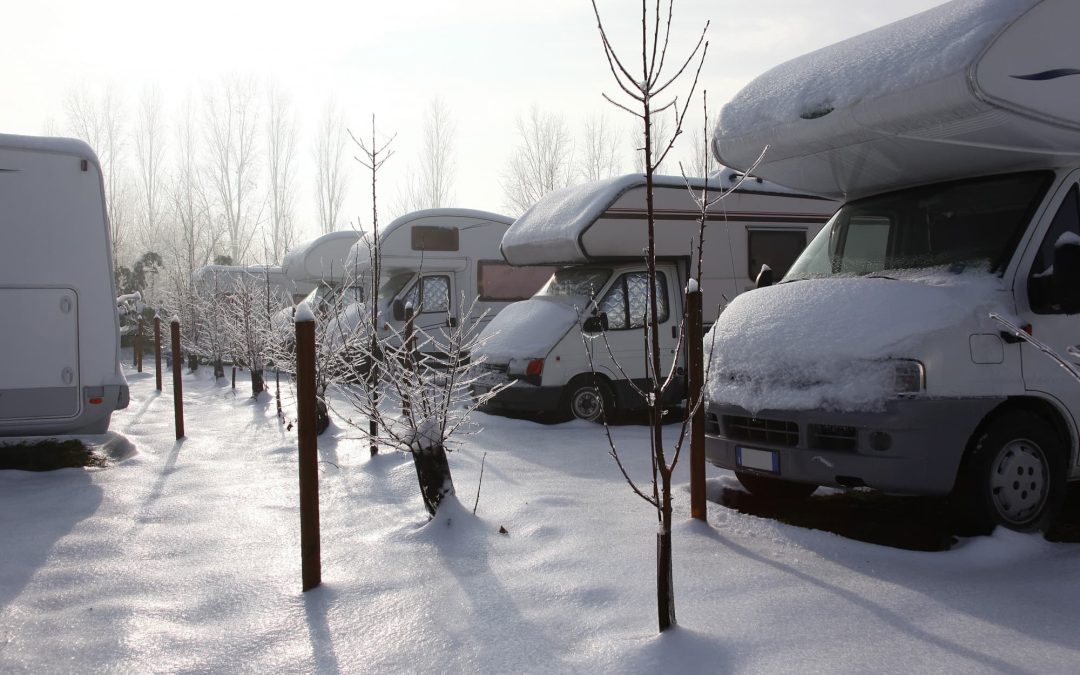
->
[705,0,1080,531]
[193,264,314,305]
[473,173,836,420]
[281,231,364,314]
[343,209,555,349]
[0,134,128,436]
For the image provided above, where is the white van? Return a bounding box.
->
[704,0,1080,531]
[343,208,555,351]
[0,134,129,436]
[472,173,836,421]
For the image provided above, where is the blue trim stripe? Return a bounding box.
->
[1011,68,1080,81]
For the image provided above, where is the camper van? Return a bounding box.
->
[341,208,555,349]
[704,0,1080,532]
[193,264,314,305]
[472,173,836,421]
[0,134,129,436]
[282,231,364,315]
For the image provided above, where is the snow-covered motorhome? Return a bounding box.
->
[705,0,1080,532]
[472,172,837,421]
[0,134,129,436]
[282,231,364,313]
[342,208,556,348]
[193,264,314,305]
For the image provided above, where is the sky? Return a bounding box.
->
[1,0,944,243]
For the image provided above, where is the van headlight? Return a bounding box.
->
[892,360,925,394]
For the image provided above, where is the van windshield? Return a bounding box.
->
[537,267,611,299]
[784,171,1052,281]
[378,272,415,301]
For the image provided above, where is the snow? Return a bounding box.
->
[716,0,1039,140]
[293,301,315,323]
[473,297,580,362]
[687,278,699,294]
[706,271,1007,414]
[4,356,1080,672]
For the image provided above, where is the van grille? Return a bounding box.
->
[808,423,858,452]
[722,415,799,447]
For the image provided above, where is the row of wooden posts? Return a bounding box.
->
[128,289,706,594]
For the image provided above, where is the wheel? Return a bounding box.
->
[735,471,817,501]
[957,411,1066,532]
[562,377,613,423]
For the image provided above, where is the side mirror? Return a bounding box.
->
[583,313,608,334]
[755,264,774,289]
[392,299,406,322]
[1053,236,1080,314]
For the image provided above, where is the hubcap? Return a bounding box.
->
[572,387,602,421]
[989,438,1049,526]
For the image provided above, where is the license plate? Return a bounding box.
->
[736,446,780,474]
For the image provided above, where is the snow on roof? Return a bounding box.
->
[715,0,1040,143]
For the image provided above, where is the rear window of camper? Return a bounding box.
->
[747,229,808,280]
[411,226,459,251]
[477,261,558,301]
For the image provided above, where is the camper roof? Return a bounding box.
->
[0,133,98,165]
[713,0,1080,200]
[500,172,818,265]
[282,231,360,283]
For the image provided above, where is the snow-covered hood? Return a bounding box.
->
[474,297,582,363]
[706,273,1010,413]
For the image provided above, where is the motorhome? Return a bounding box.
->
[282,231,364,315]
[342,208,556,350]
[0,134,129,436]
[472,172,837,421]
[704,0,1080,532]
[193,264,314,305]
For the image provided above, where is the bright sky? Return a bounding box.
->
[2,0,943,243]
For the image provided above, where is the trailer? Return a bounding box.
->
[0,134,129,436]
[193,264,313,305]
[472,172,837,421]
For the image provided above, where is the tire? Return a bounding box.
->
[957,411,1066,533]
[735,470,818,501]
[562,377,613,423]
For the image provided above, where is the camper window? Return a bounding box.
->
[477,261,558,301]
[598,271,669,330]
[747,229,809,280]
[402,275,451,313]
[538,267,611,299]
[411,226,459,251]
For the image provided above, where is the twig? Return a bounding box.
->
[473,451,487,515]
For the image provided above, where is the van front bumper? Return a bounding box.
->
[473,381,564,416]
[704,397,1003,495]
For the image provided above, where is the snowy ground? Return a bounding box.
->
[4,360,1080,673]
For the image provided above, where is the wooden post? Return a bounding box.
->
[154,315,163,392]
[135,317,144,372]
[295,313,322,591]
[687,289,706,521]
[231,366,236,391]
[171,318,185,439]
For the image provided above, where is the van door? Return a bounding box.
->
[0,288,80,421]
[400,273,457,349]
[592,264,682,404]
[1019,175,1080,470]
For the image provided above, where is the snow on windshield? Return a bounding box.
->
[716,0,1040,140]
[538,268,611,298]
[706,272,1007,414]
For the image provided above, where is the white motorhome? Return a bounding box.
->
[704,0,1080,532]
[342,208,555,350]
[282,231,364,314]
[0,134,129,436]
[472,173,836,421]
[193,264,314,305]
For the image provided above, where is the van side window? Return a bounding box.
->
[747,229,808,280]
[599,272,669,330]
[477,261,558,301]
[402,275,451,313]
[1029,184,1080,314]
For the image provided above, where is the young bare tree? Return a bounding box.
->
[501,106,576,214]
[590,0,709,633]
[133,87,166,254]
[394,96,457,215]
[265,84,299,263]
[204,77,262,264]
[314,100,349,235]
[577,112,623,181]
[632,113,673,174]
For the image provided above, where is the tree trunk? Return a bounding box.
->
[412,444,455,518]
[187,353,199,372]
[251,368,265,397]
[214,358,225,380]
[657,473,676,632]
[315,396,330,436]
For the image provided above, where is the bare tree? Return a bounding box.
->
[314,100,349,234]
[265,84,299,263]
[632,113,673,174]
[577,112,623,181]
[590,0,709,633]
[682,111,717,177]
[395,96,457,215]
[134,87,166,253]
[204,77,262,264]
[169,94,217,281]
[501,106,575,214]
